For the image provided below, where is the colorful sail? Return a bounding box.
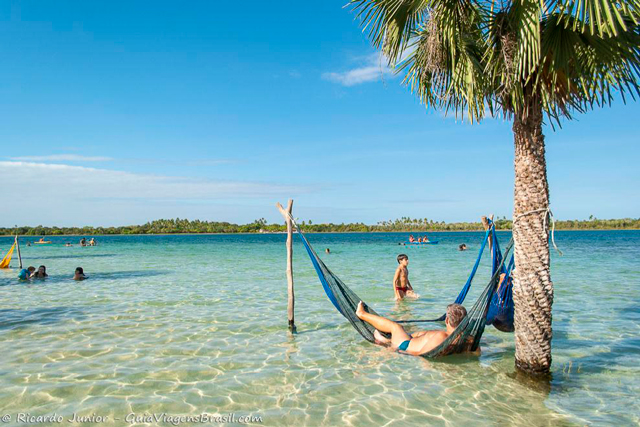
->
[0,241,16,268]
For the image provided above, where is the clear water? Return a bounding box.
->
[0,231,638,426]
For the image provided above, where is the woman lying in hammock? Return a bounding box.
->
[355,301,478,356]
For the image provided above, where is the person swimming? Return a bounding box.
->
[80,238,87,247]
[73,267,86,281]
[18,268,30,280]
[31,265,48,279]
[458,243,468,251]
[88,238,96,246]
[325,248,331,254]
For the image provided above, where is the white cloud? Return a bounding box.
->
[186,159,238,166]
[10,154,113,162]
[0,161,302,200]
[322,53,394,87]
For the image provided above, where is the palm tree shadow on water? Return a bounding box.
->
[550,302,640,381]
[350,341,567,423]
[0,306,86,331]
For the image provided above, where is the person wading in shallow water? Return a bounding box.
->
[393,254,417,300]
[73,267,87,281]
[31,265,48,279]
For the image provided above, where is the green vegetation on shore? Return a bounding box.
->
[1,216,639,236]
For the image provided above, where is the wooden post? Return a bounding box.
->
[481,214,494,253]
[15,235,22,269]
[276,200,296,333]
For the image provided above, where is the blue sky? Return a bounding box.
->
[0,0,638,227]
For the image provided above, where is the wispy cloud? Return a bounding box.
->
[9,154,113,162]
[8,155,241,167]
[322,53,394,87]
[185,159,238,166]
[0,161,304,200]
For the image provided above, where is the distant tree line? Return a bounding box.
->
[0,216,638,236]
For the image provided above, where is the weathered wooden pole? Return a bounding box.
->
[481,214,494,252]
[15,235,23,269]
[276,200,296,333]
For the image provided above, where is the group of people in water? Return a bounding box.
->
[408,234,430,243]
[16,237,95,281]
[18,266,87,281]
[80,237,97,246]
[27,237,97,247]
[66,237,97,247]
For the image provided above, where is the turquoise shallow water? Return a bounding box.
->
[0,231,638,426]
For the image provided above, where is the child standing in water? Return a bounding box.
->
[393,254,418,300]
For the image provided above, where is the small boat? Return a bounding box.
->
[403,240,439,245]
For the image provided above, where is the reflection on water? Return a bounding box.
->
[0,307,86,330]
[0,231,638,425]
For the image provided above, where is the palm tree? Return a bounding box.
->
[349,0,640,374]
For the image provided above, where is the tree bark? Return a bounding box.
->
[512,98,553,375]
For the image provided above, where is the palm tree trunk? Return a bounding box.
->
[512,98,553,375]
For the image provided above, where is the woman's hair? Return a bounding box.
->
[38,265,46,271]
[75,267,84,274]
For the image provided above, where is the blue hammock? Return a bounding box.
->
[485,223,515,332]
[453,221,514,332]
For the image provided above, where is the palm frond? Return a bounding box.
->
[551,0,640,36]
[398,2,487,121]
[349,0,429,63]
[349,0,640,124]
